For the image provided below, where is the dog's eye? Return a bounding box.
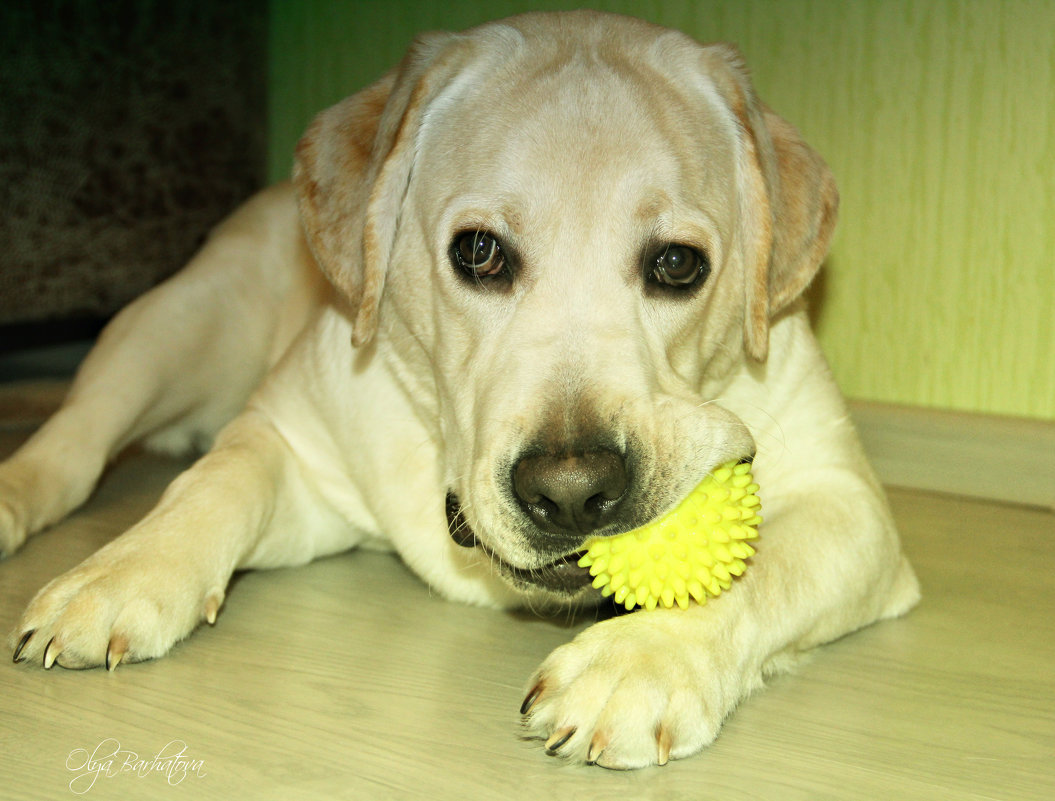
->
[451,231,508,281]
[650,245,709,289]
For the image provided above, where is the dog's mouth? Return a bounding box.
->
[445,492,594,596]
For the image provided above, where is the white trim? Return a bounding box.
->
[850,400,1055,511]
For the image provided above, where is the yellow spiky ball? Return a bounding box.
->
[578,460,762,611]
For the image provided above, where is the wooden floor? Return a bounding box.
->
[0,424,1052,801]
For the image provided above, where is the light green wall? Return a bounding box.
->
[269,0,1055,421]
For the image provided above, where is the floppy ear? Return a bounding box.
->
[293,31,467,347]
[702,45,839,361]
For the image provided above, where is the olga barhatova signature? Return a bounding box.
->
[65,738,206,794]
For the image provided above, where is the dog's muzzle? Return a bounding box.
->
[445,491,595,596]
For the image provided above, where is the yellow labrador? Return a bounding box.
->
[1,11,918,769]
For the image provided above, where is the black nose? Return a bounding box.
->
[512,449,629,537]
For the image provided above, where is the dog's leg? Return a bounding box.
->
[0,309,222,556]
[0,186,318,557]
[9,407,350,669]
[522,469,920,769]
[0,309,203,556]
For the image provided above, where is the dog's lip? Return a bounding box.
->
[446,491,594,595]
[445,492,477,547]
[504,549,593,594]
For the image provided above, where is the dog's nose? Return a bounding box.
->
[513,450,628,537]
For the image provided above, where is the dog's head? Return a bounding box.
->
[293,11,837,603]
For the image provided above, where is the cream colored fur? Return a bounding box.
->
[0,11,918,769]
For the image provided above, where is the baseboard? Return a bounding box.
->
[849,400,1055,510]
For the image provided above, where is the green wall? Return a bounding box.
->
[269,0,1055,421]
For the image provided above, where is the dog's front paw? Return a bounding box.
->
[10,533,224,670]
[521,611,752,769]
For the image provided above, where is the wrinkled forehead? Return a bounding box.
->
[413,27,741,235]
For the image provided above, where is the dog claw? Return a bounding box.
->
[106,636,128,672]
[586,732,607,765]
[656,726,672,766]
[13,630,34,663]
[43,637,60,669]
[520,682,543,715]
[203,592,223,626]
[545,726,576,753]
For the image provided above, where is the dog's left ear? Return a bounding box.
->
[701,45,839,361]
[293,32,471,347]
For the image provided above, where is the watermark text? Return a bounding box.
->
[66,739,206,794]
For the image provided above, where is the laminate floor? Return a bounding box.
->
[0,424,1051,800]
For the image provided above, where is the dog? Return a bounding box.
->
[0,10,919,769]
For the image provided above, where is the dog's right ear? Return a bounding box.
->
[293,32,468,347]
